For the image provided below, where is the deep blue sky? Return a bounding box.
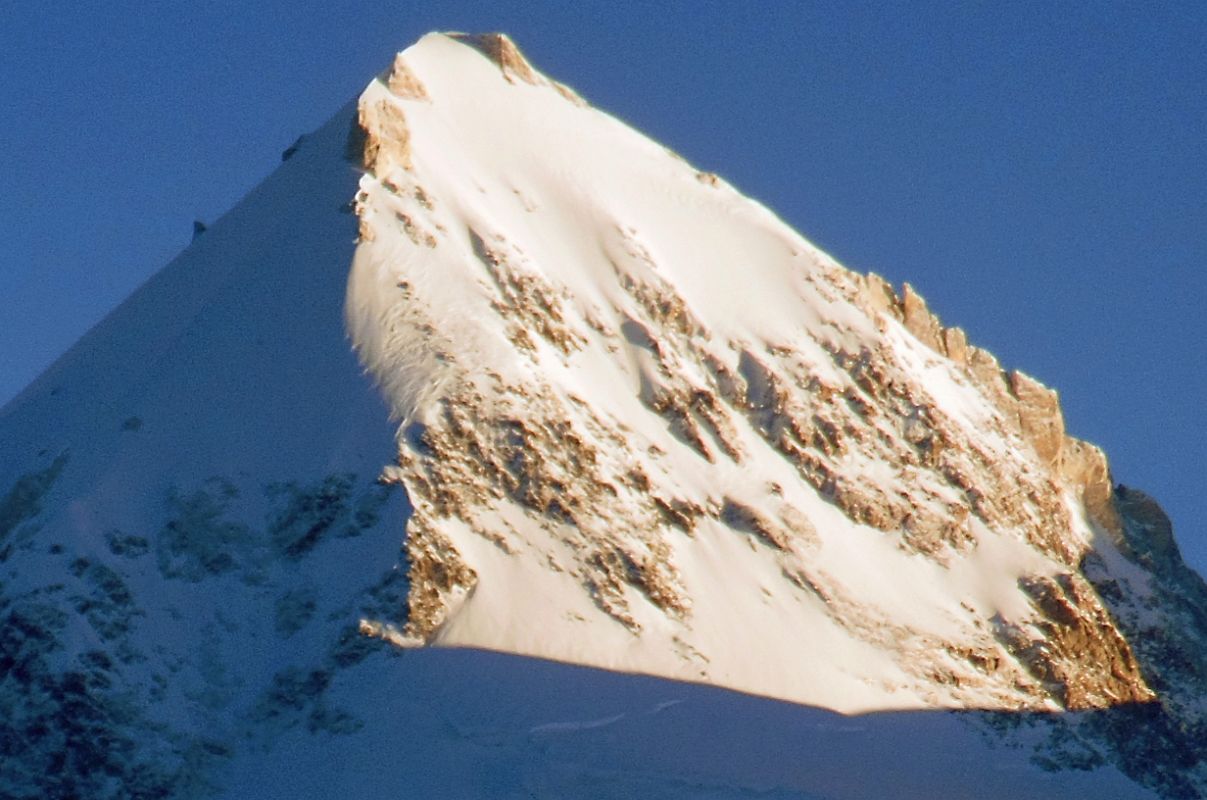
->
[2,3,1204,572]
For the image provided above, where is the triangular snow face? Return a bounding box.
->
[3,31,1206,800]
[345,32,1154,714]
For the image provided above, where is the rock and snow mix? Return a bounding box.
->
[1,31,1204,800]
[349,33,1149,714]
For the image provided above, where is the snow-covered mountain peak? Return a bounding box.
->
[4,31,1207,799]
[345,32,1158,714]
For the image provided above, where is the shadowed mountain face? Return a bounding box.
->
[169,648,1173,800]
[1,32,1205,799]
[1076,488,1207,796]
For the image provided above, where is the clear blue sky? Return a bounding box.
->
[2,2,1204,572]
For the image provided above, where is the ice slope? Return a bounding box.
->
[346,32,1151,716]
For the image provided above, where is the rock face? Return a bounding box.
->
[2,30,1206,800]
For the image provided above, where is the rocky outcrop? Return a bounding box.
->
[854,273,1118,538]
[844,274,1186,716]
[386,53,429,101]
[901,283,945,353]
[1062,439,1120,535]
[1008,370,1065,469]
[1008,572,1151,708]
[351,52,431,180]
[449,32,539,85]
[357,98,411,175]
[394,513,477,640]
[383,377,698,634]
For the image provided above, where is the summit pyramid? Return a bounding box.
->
[2,33,1204,799]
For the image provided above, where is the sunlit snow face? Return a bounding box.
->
[344,33,1150,717]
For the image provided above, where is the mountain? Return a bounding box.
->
[2,32,1205,799]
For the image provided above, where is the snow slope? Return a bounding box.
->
[347,33,1152,715]
[0,99,413,796]
[2,31,1205,800]
[216,648,1160,800]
